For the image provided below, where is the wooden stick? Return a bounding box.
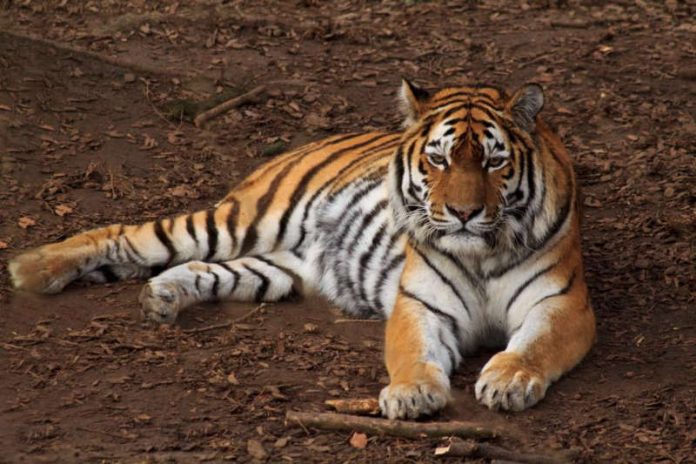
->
[324,398,380,415]
[285,411,497,440]
[435,438,577,464]
[183,303,265,334]
[0,30,186,78]
[193,85,266,128]
[333,318,382,324]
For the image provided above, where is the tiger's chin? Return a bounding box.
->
[434,231,496,257]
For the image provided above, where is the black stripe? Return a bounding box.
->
[218,262,240,295]
[275,133,396,246]
[240,155,308,255]
[238,133,360,189]
[400,287,462,362]
[243,264,270,302]
[405,140,420,203]
[253,255,303,292]
[358,223,387,304]
[344,200,388,252]
[531,269,577,308]
[393,147,407,208]
[153,220,176,264]
[225,198,240,255]
[154,221,176,266]
[186,215,198,246]
[290,141,397,250]
[525,149,536,206]
[430,91,499,106]
[373,252,405,310]
[413,247,471,317]
[442,103,469,120]
[333,209,364,249]
[210,269,220,298]
[205,209,219,261]
[123,235,145,263]
[194,275,202,293]
[505,260,558,313]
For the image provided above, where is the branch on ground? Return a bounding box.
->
[285,410,497,440]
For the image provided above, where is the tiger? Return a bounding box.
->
[8,80,596,419]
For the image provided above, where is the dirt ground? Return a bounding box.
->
[0,1,694,463]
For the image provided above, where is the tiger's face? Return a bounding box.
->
[391,80,545,255]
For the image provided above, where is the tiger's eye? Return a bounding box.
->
[487,157,506,169]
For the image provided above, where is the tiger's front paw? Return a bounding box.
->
[139,281,182,324]
[379,363,451,420]
[475,351,548,411]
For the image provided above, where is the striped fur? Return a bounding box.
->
[8,80,595,419]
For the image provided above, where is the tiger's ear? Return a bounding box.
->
[399,79,430,127]
[507,84,544,132]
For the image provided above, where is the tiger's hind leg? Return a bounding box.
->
[8,201,240,294]
[139,251,308,324]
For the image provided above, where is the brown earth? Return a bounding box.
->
[0,1,694,463]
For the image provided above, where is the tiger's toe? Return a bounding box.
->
[379,365,451,420]
[475,352,548,411]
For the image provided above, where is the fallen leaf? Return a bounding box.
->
[274,437,289,448]
[226,372,239,385]
[54,204,74,217]
[0,240,8,249]
[349,432,368,449]
[303,323,318,333]
[140,134,158,150]
[134,414,152,423]
[18,217,37,229]
[247,439,267,460]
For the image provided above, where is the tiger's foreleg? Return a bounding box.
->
[139,252,306,324]
[475,270,595,411]
[378,291,458,419]
[378,248,469,419]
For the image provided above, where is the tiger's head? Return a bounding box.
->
[390,80,546,256]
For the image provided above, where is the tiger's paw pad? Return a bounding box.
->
[139,281,181,324]
[379,381,450,420]
[475,352,548,411]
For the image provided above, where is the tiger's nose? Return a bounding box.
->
[446,204,483,222]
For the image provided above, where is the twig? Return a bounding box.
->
[76,426,132,441]
[549,20,589,29]
[183,303,266,334]
[193,85,266,128]
[434,438,577,464]
[144,80,177,128]
[324,398,380,415]
[0,30,186,78]
[285,411,497,440]
[333,318,382,324]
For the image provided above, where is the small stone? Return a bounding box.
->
[124,73,136,83]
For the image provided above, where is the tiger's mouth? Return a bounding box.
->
[430,220,499,238]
